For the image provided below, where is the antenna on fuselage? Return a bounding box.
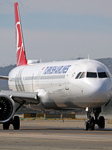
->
[88,54,90,60]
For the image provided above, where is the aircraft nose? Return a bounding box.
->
[92,79,110,92]
[87,79,111,103]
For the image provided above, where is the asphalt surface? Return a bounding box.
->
[0,116,112,150]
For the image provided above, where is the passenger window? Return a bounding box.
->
[87,72,97,78]
[98,72,107,78]
[75,72,82,79]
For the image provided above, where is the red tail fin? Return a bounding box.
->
[14,2,27,66]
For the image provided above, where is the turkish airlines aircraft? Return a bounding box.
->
[0,2,112,130]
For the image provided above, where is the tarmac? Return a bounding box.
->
[0,115,112,150]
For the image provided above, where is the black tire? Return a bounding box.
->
[98,116,105,129]
[90,117,95,130]
[13,116,20,130]
[3,122,10,130]
[85,121,89,131]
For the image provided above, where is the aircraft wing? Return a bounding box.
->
[0,90,39,104]
[0,76,8,80]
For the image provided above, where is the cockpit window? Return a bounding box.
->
[75,72,82,79]
[87,72,97,78]
[75,72,86,79]
[106,72,111,78]
[79,72,86,78]
[98,72,107,78]
[75,71,110,79]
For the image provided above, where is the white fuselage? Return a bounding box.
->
[8,59,112,110]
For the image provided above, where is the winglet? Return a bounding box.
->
[14,2,27,66]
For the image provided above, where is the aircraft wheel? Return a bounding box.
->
[98,116,105,129]
[90,117,95,130]
[85,121,89,131]
[85,117,95,131]
[13,116,20,130]
[3,122,10,130]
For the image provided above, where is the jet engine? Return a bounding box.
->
[0,94,15,123]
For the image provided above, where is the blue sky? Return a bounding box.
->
[0,0,112,66]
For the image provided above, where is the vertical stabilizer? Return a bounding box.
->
[14,2,27,66]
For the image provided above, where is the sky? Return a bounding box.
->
[0,0,112,66]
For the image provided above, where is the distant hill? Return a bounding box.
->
[97,58,112,74]
[0,64,16,90]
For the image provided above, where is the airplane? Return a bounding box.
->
[0,2,112,130]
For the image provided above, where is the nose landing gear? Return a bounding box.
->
[85,107,105,130]
[85,116,95,130]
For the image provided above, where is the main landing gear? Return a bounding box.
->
[2,101,25,130]
[85,107,105,130]
[3,116,20,130]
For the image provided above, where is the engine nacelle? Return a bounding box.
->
[0,93,15,123]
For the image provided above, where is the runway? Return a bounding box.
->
[0,116,112,150]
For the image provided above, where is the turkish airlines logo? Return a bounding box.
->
[16,21,21,52]
[16,21,24,65]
